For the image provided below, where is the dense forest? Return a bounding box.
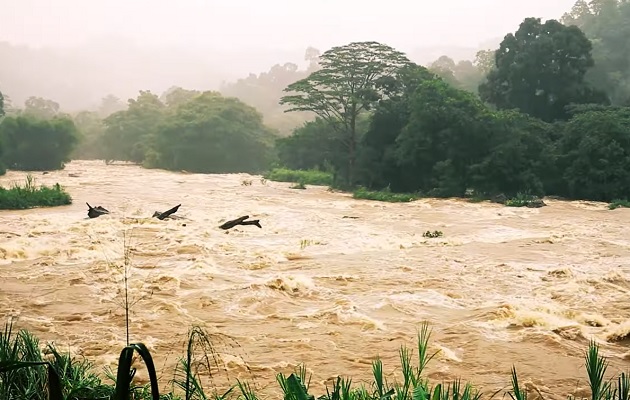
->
[0,0,628,202]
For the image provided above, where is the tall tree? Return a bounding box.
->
[396,79,497,196]
[479,17,607,122]
[98,94,126,118]
[474,49,496,76]
[0,114,79,170]
[562,0,630,105]
[101,90,165,163]
[356,64,438,190]
[557,105,630,201]
[23,96,60,119]
[0,90,4,117]
[149,91,274,173]
[280,41,411,185]
[428,56,485,94]
[160,86,201,108]
[72,111,106,160]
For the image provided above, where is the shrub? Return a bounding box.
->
[0,175,72,210]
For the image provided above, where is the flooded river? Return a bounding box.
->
[1,160,629,399]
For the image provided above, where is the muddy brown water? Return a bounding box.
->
[1,160,629,399]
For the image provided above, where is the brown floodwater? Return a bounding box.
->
[1,160,629,399]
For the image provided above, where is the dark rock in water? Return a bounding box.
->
[219,215,262,230]
[526,198,547,208]
[42,171,49,175]
[153,204,181,220]
[491,194,507,204]
[86,203,110,219]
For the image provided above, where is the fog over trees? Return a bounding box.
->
[2,0,628,203]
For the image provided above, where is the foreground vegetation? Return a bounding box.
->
[1,320,628,400]
[0,175,71,210]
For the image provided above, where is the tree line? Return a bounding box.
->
[0,0,628,202]
[276,1,630,202]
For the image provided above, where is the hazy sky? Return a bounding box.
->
[2,0,577,52]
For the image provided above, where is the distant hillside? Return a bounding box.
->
[0,40,280,112]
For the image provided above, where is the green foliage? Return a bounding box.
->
[71,110,107,160]
[102,90,166,164]
[161,86,202,108]
[2,320,630,400]
[352,187,418,203]
[0,322,65,400]
[279,36,630,203]
[608,199,630,210]
[0,175,72,209]
[264,168,333,186]
[504,193,541,208]
[0,135,5,176]
[356,64,437,192]
[98,94,127,118]
[280,41,412,186]
[395,78,496,197]
[0,90,4,117]
[468,110,557,197]
[479,17,608,122]
[556,106,630,201]
[148,91,274,174]
[23,96,61,119]
[0,114,79,170]
[0,320,119,400]
[96,89,275,174]
[275,118,344,171]
[562,0,630,106]
[427,56,485,94]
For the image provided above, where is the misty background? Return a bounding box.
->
[1,0,576,113]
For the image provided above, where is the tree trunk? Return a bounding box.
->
[347,107,357,187]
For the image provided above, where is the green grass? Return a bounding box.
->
[609,199,630,210]
[2,320,629,400]
[353,187,419,203]
[264,168,333,186]
[0,174,72,210]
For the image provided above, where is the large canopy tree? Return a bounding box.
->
[101,90,166,163]
[562,0,630,105]
[479,17,607,122]
[149,91,274,173]
[0,114,79,170]
[280,41,411,186]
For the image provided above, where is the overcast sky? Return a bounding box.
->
[2,0,577,52]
